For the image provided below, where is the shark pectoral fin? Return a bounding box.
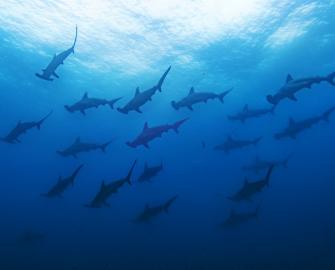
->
[143,143,150,149]
[52,72,59,78]
[136,108,142,113]
[72,154,78,159]
[80,110,86,115]
[187,106,193,111]
[288,95,297,101]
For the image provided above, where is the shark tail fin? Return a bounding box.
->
[101,140,113,153]
[171,101,179,110]
[253,137,262,145]
[125,160,137,185]
[218,88,233,103]
[156,66,171,92]
[326,72,335,86]
[322,106,335,122]
[71,25,78,53]
[164,195,178,213]
[70,164,84,184]
[36,111,53,130]
[108,97,122,109]
[282,153,293,168]
[172,118,189,133]
[265,165,275,186]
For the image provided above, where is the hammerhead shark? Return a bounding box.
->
[267,72,335,105]
[220,207,259,228]
[85,160,137,208]
[126,118,188,149]
[228,166,274,202]
[171,87,232,111]
[242,155,291,174]
[64,92,122,115]
[274,106,335,140]
[1,111,53,144]
[36,25,78,81]
[133,195,178,223]
[57,137,113,158]
[42,164,84,198]
[138,162,163,183]
[228,104,275,123]
[214,135,262,153]
[117,66,171,114]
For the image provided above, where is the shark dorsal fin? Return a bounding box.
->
[135,87,140,97]
[58,176,62,182]
[244,177,249,185]
[188,87,195,96]
[144,162,149,170]
[145,203,150,210]
[286,74,294,83]
[230,209,236,217]
[289,117,295,126]
[243,104,249,112]
[143,122,149,131]
[82,92,88,100]
[75,137,81,143]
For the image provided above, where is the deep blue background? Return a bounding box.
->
[1,1,335,269]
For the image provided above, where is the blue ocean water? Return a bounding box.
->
[1,1,335,269]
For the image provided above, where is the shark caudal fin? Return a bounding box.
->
[218,88,233,103]
[125,160,138,185]
[282,154,293,168]
[156,66,171,92]
[171,101,179,110]
[36,111,53,130]
[101,140,113,153]
[172,118,189,133]
[321,106,335,122]
[71,25,78,53]
[70,164,84,184]
[164,195,178,213]
[265,165,275,186]
[108,97,122,109]
[326,72,335,86]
